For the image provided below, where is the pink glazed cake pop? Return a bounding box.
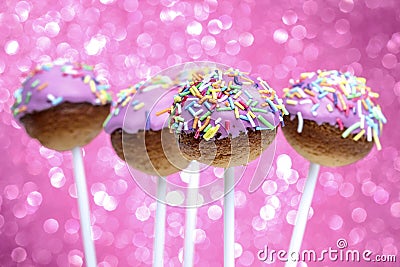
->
[167,67,286,167]
[11,61,112,151]
[282,70,386,166]
[103,74,191,177]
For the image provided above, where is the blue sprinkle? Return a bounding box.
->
[204,102,212,111]
[318,91,329,99]
[333,93,338,105]
[184,100,196,110]
[145,111,150,131]
[233,76,242,85]
[311,103,320,112]
[52,97,63,106]
[188,107,196,117]
[97,84,110,90]
[228,97,235,109]
[131,100,139,106]
[243,90,253,99]
[239,115,249,121]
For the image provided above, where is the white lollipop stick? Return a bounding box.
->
[183,161,200,267]
[71,147,97,267]
[224,167,235,267]
[286,162,320,267]
[153,176,167,267]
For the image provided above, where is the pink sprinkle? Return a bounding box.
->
[194,129,200,139]
[225,120,230,131]
[239,100,248,109]
[336,118,344,130]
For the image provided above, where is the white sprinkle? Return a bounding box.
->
[297,88,307,98]
[367,126,372,142]
[184,121,189,131]
[198,82,210,92]
[177,103,181,114]
[297,112,303,133]
[178,122,184,132]
[194,109,204,117]
[197,120,202,128]
[299,99,313,105]
[247,113,256,127]
[215,117,222,124]
[218,94,229,102]
[360,115,365,129]
[312,111,318,117]
[193,103,201,108]
[47,94,55,101]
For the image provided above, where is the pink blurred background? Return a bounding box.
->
[1,0,400,266]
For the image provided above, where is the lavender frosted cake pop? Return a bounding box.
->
[282,70,387,166]
[166,67,287,167]
[12,61,112,151]
[103,74,191,176]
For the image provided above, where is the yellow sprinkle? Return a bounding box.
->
[134,102,145,110]
[338,93,347,110]
[234,101,245,110]
[369,92,379,98]
[361,99,369,110]
[248,110,256,119]
[339,83,348,96]
[191,86,200,95]
[204,124,220,141]
[300,72,313,79]
[353,129,365,141]
[322,86,335,93]
[233,91,242,99]
[234,107,239,118]
[121,96,131,107]
[241,76,254,84]
[89,80,96,93]
[326,103,333,112]
[199,116,211,131]
[372,129,382,151]
[357,77,366,84]
[304,89,315,97]
[83,75,91,84]
[189,87,196,96]
[193,116,199,129]
[286,99,298,105]
[228,80,233,89]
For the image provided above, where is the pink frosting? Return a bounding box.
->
[12,61,112,121]
[103,80,178,134]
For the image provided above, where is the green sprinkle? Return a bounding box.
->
[341,122,361,138]
[257,115,274,129]
[246,99,252,106]
[114,107,120,116]
[252,108,268,113]
[102,113,113,127]
[200,111,211,121]
[217,107,232,111]
[251,101,259,107]
[25,92,32,104]
[179,91,191,97]
[83,64,94,71]
[230,85,241,90]
[204,124,212,133]
[31,79,40,88]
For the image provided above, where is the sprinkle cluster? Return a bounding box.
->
[166,68,288,141]
[284,70,386,150]
[11,62,112,117]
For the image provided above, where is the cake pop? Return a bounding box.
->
[12,60,113,267]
